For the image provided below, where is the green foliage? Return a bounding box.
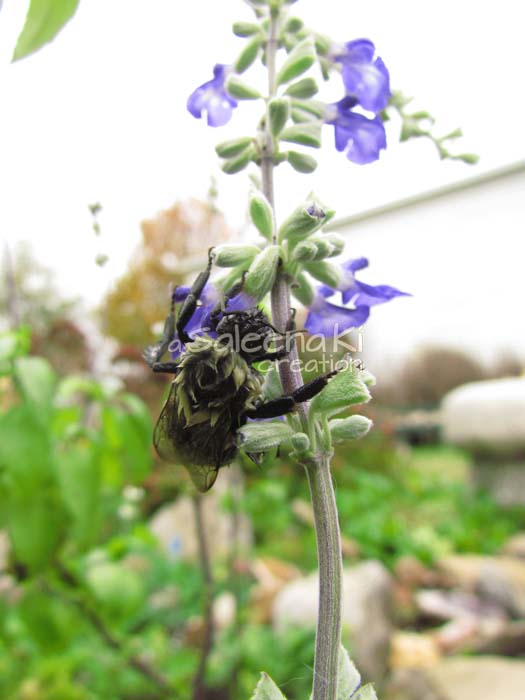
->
[13,0,80,62]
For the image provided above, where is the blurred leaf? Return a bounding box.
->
[310,365,371,418]
[13,356,57,413]
[251,672,288,700]
[19,588,77,652]
[86,562,146,622]
[56,442,101,550]
[338,646,361,700]
[0,327,31,374]
[12,0,80,62]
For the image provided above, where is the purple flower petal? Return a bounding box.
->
[334,38,391,113]
[305,295,370,336]
[187,64,237,127]
[348,280,411,307]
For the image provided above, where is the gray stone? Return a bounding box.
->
[387,657,525,700]
[149,466,252,561]
[272,561,393,681]
[441,378,525,450]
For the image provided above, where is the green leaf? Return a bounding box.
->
[268,97,291,137]
[13,0,80,62]
[353,684,378,700]
[221,145,256,174]
[226,75,261,100]
[216,137,253,159]
[232,21,260,37]
[284,77,319,98]
[13,356,56,413]
[287,151,318,173]
[237,421,293,453]
[249,190,275,240]
[329,415,373,443]
[281,122,322,148]
[234,35,263,73]
[310,364,371,418]
[304,260,343,287]
[214,244,260,268]
[276,38,316,85]
[244,245,281,300]
[338,646,361,700]
[251,672,288,700]
[19,588,78,651]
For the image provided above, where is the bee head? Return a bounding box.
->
[215,307,276,361]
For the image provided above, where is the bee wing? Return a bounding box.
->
[153,383,180,463]
[154,383,219,493]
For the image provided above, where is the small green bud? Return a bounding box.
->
[276,38,316,86]
[216,137,253,158]
[440,127,463,141]
[310,239,335,260]
[313,32,332,56]
[226,75,261,100]
[329,415,373,443]
[456,153,480,165]
[221,145,256,174]
[284,77,319,98]
[304,260,342,287]
[308,233,345,258]
[279,197,333,240]
[237,421,293,452]
[249,190,274,240]
[310,364,371,418]
[291,241,317,262]
[323,232,346,256]
[232,21,260,37]
[290,432,310,451]
[280,122,321,148]
[244,244,281,299]
[291,107,315,124]
[284,17,304,33]
[287,151,318,173]
[214,244,260,267]
[268,97,291,136]
[291,98,326,118]
[291,273,316,306]
[234,35,263,73]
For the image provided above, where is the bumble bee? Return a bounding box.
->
[143,249,336,491]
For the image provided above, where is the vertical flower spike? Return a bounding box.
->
[187,64,238,127]
[331,39,391,113]
[324,97,387,164]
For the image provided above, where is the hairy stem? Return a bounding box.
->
[262,11,343,700]
[192,494,215,700]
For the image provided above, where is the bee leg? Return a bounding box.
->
[176,248,214,343]
[152,361,182,374]
[142,308,175,368]
[246,369,339,419]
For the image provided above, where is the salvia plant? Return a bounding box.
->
[140,1,476,699]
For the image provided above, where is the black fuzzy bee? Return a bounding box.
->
[143,249,336,491]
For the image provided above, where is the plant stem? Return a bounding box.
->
[192,494,215,700]
[262,11,343,700]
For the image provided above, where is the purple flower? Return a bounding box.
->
[305,258,409,336]
[187,64,237,127]
[325,97,386,164]
[331,39,390,113]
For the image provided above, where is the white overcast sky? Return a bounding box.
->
[1,0,524,305]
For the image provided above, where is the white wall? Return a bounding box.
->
[334,166,525,379]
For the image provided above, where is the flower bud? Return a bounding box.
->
[291,273,315,306]
[287,151,318,173]
[284,17,304,33]
[284,77,319,98]
[309,232,345,258]
[237,421,293,452]
[244,244,281,299]
[323,232,346,256]
[234,36,263,73]
[280,122,321,148]
[304,260,342,287]
[276,38,316,86]
[216,137,253,159]
[310,239,335,260]
[249,190,274,240]
[221,145,256,174]
[214,244,260,267]
[226,75,261,100]
[268,97,291,137]
[232,21,260,37]
[457,153,479,164]
[290,432,310,451]
[279,197,333,240]
[329,415,373,443]
[291,241,317,262]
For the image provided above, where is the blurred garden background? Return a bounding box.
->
[1,1,525,699]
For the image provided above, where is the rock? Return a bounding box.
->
[272,561,393,681]
[390,631,441,669]
[472,620,525,656]
[415,589,506,623]
[149,468,252,561]
[502,532,525,559]
[441,378,525,451]
[437,555,525,618]
[250,557,302,624]
[387,657,525,700]
[395,556,441,588]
